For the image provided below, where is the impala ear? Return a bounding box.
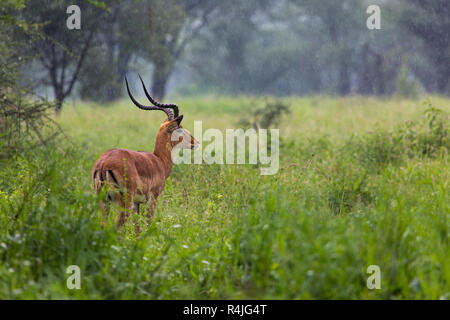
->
[175,115,183,125]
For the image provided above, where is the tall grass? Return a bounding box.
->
[0,96,448,299]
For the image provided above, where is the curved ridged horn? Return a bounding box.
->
[125,77,174,120]
[138,74,179,118]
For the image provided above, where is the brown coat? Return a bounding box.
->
[92,117,198,228]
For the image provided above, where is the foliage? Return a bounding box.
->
[0,96,448,299]
[78,0,147,102]
[398,100,449,158]
[0,1,57,159]
[395,60,422,99]
[238,99,290,129]
[144,0,218,99]
[78,47,122,103]
[399,0,450,94]
[346,100,448,171]
[19,0,105,111]
[8,0,450,104]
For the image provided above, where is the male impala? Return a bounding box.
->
[92,75,199,228]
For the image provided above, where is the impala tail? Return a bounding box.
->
[92,165,123,201]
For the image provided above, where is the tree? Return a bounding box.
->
[0,0,57,157]
[79,0,148,102]
[290,0,365,95]
[400,0,450,95]
[183,0,278,95]
[145,0,218,100]
[20,0,104,111]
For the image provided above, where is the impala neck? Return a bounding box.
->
[153,133,174,178]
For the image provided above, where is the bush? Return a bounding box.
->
[396,100,449,158]
[346,100,448,172]
[324,160,375,215]
[346,130,404,171]
[78,47,122,103]
[0,4,57,160]
[395,60,422,99]
[238,99,290,129]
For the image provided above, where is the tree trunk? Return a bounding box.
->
[53,85,64,114]
[358,44,373,95]
[338,60,351,95]
[370,51,386,95]
[55,100,63,114]
[114,50,131,100]
[151,65,170,101]
[104,34,119,102]
[436,67,450,95]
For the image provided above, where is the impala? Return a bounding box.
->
[92,75,199,228]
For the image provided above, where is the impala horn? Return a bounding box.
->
[125,76,175,120]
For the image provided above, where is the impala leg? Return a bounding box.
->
[117,193,133,228]
[117,208,129,228]
[99,199,110,227]
[134,203,140,215]
[146,195,158,226]
[133,203,141,235]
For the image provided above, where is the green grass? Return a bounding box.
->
[0,96,448,299]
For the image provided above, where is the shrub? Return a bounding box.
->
[78,47,122,103]
[347,100,448,172]
[396,100,449,158]
[324,160,375,215]
[0,4,57,159]
[395,60,422,99]
[238,99,290,129]
[346,130,404,171]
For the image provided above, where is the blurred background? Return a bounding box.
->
[1,0,449,112]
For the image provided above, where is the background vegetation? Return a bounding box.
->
[0,0,449,299]
[0,96,448,299]
[3,0,450,109]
